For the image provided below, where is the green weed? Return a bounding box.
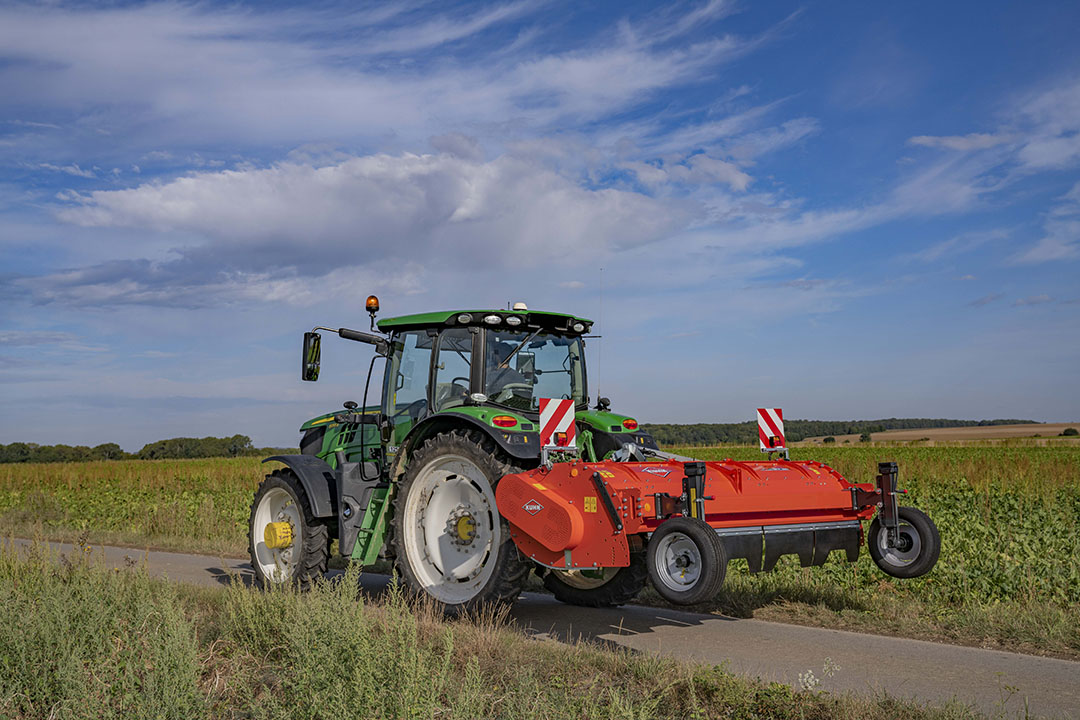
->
[1,543,978,720]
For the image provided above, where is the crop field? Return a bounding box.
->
[3,444,1078,658]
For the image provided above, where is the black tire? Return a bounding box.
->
[542,552,648,608]
[646,517,726,605]
[248,468,329,590]
[868,506,940,579]
[390,429,529,611]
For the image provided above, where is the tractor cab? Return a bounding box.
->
[296,301,657,473]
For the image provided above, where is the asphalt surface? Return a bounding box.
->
[11,538,1079,718]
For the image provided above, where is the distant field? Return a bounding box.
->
[800,422,1080,444]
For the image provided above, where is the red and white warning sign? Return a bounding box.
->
[539,398,577,448]
[758,408,785,451]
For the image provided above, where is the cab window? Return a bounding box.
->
[434,328,473,411]
[385,330,432,442]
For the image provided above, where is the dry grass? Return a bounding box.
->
[799,422,1080,445]
[1,540,981,720]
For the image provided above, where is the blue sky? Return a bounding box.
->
[1,1,1078,449]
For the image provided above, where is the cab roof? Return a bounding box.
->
[377,309,592,334]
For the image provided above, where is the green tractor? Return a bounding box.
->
[249,298,657,609]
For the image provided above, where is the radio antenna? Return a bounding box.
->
[597,266,603,405]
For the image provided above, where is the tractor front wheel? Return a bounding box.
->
[542,552,648,608]
[391,430,529,610]
[646,517,726,605]
[248,468,329,589]
[868,506,940,579]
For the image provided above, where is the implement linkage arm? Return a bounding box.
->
[851,461,906,548]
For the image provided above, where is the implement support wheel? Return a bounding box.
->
[646,517,726,605]
[868,506,940,579]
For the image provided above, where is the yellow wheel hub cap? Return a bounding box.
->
[264,521,294,549]
[455,515,476,542]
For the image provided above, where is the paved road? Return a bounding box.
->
[11,539,1079,718]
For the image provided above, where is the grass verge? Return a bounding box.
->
[1,540,982,720]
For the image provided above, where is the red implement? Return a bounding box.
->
[496,458,879,572]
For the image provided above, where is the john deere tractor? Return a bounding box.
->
[249,298,657,609]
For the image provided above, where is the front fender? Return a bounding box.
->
[263,454,336,518]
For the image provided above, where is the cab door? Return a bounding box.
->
[383,330,435,446]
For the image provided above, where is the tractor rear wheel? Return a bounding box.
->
[542,552,648,607]
[248,468,329,590]
[646,517,726,605]
[868,506,940,579]
[391,430,529,610]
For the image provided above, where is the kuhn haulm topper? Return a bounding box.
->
[249,299,940,609]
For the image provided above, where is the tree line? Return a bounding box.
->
[0,418,1041,462]
[640,418,1036,446]
[0,435,295,464]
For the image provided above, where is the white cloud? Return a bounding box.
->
[1013,218,1080,263]
[1014,294,1054,306]
[906,228,1009,263]
[38,162,96,178]
[0,2,768,154]
[908,133,1010,151]
[621,152,750,190]
[1014,182,1080,263]
[728,118,819,160]
[969,293,1004,307]
[0,330,78,346]
[359,1,536,55]
[39,150,696,306]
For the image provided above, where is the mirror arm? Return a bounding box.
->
[313,326,390,356]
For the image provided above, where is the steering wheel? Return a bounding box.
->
[438,376,471,407]
[493,382,533,403]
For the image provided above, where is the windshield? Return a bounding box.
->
[483,329,586,412]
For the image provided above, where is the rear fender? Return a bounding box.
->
[263,454,336,518]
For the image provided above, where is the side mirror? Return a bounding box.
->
[302,332,321,381]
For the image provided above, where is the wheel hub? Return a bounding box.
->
[264,521,294,549]
[658,533,702,588]
[446,505,479,547]
[879,521,922,566]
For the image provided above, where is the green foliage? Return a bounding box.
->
[0,540,203,718]
[823,436,836,443]
[0,457,260,555]
[1,545,975,720]
[1062,427,1079,436]
[774,446,1077,603]
[642,418,1036,446]
[859,432,871,442]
